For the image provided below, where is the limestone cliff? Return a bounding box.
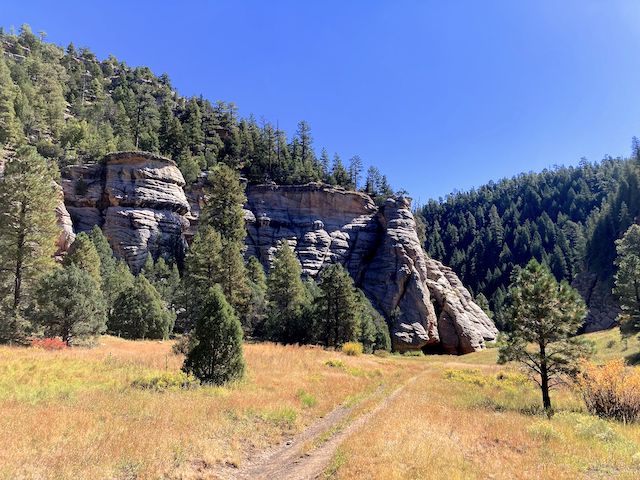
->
[60,152,498,353]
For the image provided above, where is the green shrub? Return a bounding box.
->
[131,371,200,391]
[342,342,363,356]
[325,359,346,369]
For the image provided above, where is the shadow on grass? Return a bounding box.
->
[624,351,640,365]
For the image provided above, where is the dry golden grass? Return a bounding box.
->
[5,330,640,479]
[0,336,421,479]
[331,341,640,480]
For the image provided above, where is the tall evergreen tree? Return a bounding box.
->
[182,285,245,385]
[0,146,58,321]
[109,275,175,339]
[63,232,102,286]
[0,51,20,145]
[200,163,247,245]
[35,264,106,345]
[348,155,363,190]
[264,242,308,343]
[613,224,640,337]
[498,260,589,412]
[183,226,223,294]
[316,264,359,347]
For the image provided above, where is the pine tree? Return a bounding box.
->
[218,239,250,319]
[0,146,58,322]
[331,154,350,188]
[183,226,223,294]
[109,275,175,339]
[141,255,180,307]
[498,260,589,413]
[356,290,391,352]
[63,232,102,286]
[264,242,308,343]
[0,51,20,145]
[200,164,247,245]
[316,264,359,347]
[348,155,363,190]
[182,285,245,385]
[35,264,106,345]
[245,256,267,334]
[613,224,640,336]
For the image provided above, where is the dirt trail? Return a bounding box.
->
[215,375,419,480]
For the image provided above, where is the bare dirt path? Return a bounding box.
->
[215,374,420,480]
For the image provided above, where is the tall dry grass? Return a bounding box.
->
[0,336,420,479]
[331,359,640,480]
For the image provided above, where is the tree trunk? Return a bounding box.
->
[13,203,27,310]
[539,343,552,413]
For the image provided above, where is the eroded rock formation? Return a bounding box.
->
[60,151,498,353]
[62,152,189,271]
[243,185,498,353]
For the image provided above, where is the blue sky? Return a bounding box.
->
[3,1,640,203]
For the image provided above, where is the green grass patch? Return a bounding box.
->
[297,389,318,408]
[258,406,298,428]
[130,371,199,391]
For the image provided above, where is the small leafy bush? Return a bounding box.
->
[342,342,363,356]
[578,359,640,423]
[131,371,200,392]
[31,338,68,350]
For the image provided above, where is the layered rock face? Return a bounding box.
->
[59,152,498,353]
[244,186,498,353]
[61,152,189,271]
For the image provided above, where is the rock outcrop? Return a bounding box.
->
[243,185,498,353]
[572,272,619,332]
[61,152,189,271]
[59,151,498,353]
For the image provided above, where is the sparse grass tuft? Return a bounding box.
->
[297,389,318,408]
[131,371,200,391]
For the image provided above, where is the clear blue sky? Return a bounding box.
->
[4,0,640,204]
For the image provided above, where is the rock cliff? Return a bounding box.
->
[243,185,498,353]
[62,152,189,271]
[60,152,498,353]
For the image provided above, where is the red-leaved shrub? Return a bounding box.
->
[31,338,68,350]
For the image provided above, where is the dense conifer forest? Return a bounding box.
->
[0,25,394,200]
[419,155,640,327]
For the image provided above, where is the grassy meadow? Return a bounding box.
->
[0,336,421,479]
[1,330,640,479]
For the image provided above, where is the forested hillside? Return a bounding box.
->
[0,25,394,200]
[419,157,630,327]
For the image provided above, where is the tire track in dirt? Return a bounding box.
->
[215,374,420,480]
